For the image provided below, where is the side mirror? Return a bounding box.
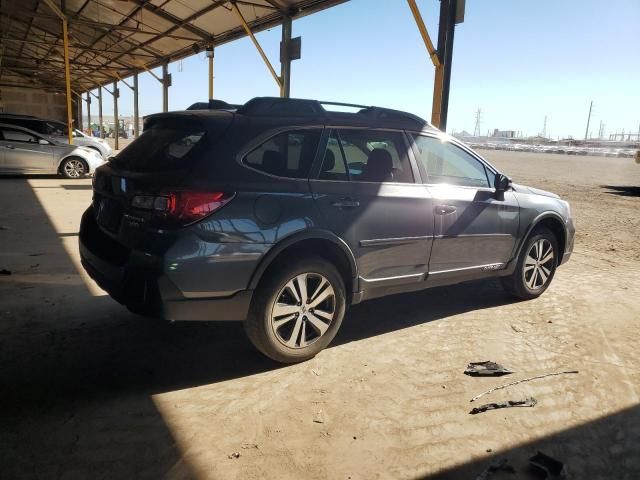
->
[38,139,50,145]
[494,173,511,200]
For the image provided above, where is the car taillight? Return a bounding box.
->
[131,191,234,226]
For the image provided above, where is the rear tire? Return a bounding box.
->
[244,257,346,363]
[60,157,88,179]
[501,228,559,300]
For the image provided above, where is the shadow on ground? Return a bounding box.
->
[601,185,640,197]
[423,403,640,479]
[0,177,519,479]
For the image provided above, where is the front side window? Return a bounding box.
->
[244,129,322,179]
[411,134,491,188]
[318,129,413,183]
[1,128,39,143]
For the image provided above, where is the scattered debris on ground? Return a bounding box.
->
[241,443,259,450]
[474,458,515,480]
[470,371,579,402]
[313,410,325,424]
[228,452,241,459]
[529,451,568,479]
[465,361,513,377]
[470,397,537,415]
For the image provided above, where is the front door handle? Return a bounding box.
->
[435,204,457,215]
[331,197,360,209]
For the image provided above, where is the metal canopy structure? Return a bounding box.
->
[1,0,460,149]
[0,0,346,93]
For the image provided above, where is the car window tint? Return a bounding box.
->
[244,129,321,179]
[319,132,348,180]
[113,119,206,172]
[1,128,39,143]
[412,134,490,188]
[336,129,413,183]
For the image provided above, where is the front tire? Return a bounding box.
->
[244,257,346,363]
[501,228,559,300]
[60,157,88,179]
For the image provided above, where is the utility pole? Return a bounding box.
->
[598,121,604,139]
[542,115,547,138]
[473,108,482,137]
[584,100,593,141]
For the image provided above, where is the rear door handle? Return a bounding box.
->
[331,197,360,209]
[435,204,457,215]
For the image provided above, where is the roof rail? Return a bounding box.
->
[186,99,240,111]
[237,97,325,116]
[235,97,429,127]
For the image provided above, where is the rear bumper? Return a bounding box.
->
[79,208,253,321]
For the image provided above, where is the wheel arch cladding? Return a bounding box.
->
[248,232,357,296]
[531,214,567,264]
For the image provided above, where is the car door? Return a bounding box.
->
[409,133,520,282]
[310,128,434,292]
[0,127,54,173]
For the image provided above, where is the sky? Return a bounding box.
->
[88,0,640,139]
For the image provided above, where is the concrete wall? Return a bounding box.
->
[0,86,69,121]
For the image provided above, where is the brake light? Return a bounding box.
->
[131,191,234,226]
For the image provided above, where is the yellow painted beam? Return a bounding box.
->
[232,3,283,89]
[43,0,74,144]
[406,0,441,68]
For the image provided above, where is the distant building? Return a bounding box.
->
[493,129,515,138]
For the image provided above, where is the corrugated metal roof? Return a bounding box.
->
[0,0,348,93]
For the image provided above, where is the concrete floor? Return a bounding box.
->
[1,151,639,479]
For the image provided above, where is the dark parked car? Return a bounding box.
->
[79,97,575,363]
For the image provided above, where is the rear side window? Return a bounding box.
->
[319,129,414,183]
[1,128,39,143]
[114,119,207,172]
[243,129,322,179]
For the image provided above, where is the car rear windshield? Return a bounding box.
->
[113,118,208,172]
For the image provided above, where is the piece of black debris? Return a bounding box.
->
[475,458,515,480]
[465,361,513,377]
[228,452,241,459]
[528,451,568,479]
[0,269,11,276]
[470,397,537,415]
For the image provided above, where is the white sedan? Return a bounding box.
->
[0,123,105,178]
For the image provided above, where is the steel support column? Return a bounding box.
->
[86,92,91,132]
[207,47,215,100]
[42,0,74,143]
[280,15,292,98]
[77,92,83,131]
[98,86,104,139]
[162,62,169,112]
[133,73,139,138]
[439,0,457,132]
[113,81,119,151]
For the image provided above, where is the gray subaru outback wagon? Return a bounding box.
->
[79,97,575,363]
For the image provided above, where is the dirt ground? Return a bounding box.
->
[1,151,639,480]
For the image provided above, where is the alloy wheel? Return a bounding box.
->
[270,273,336,349]
[523,238,555,290]
[64,159,85,178]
